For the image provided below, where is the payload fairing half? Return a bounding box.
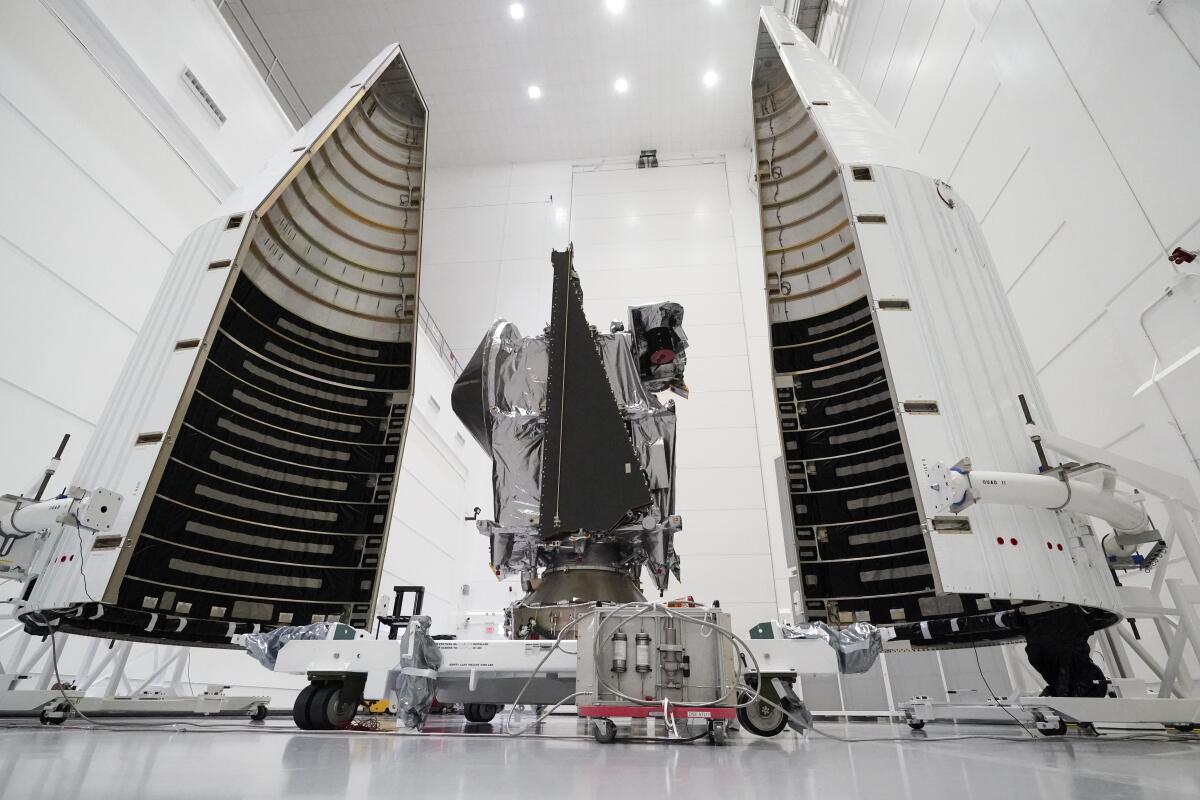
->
[753,8,1120,643]
[17,46,427,645]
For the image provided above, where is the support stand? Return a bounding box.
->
[902,426,1200,733]
[0,622,269,723]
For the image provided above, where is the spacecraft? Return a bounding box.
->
[451,247,689,638]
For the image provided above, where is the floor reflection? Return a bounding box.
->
[0,715,1196,800]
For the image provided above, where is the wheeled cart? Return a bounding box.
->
[578,704,736,745]
[900,693,1200,736]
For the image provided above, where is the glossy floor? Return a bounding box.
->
[1,713,1197,799]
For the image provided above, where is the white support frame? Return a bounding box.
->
[1032,425,1200,704]
[0,618,270,719]
[902,426,1200,730]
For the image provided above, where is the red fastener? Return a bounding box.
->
[1010,538,1018,546]
[996,536,1005,545]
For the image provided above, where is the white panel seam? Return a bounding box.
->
[0,92,176,255]
[1155,7,1200,72]
[918,30,976,154]
[855,0,887,86]
[1033,308,1107,376]
[979,145,1031,223]
[389,515,461,564]
[1022,0,1166,251]
[0,232,140,334]
[871,0,915,106]
[37,0,236,200]
[0,373,98,427]
[947,82,1000,181]
[893,0,949,128]
[1002,218,1066,295]
[1103,423,1145,452]
[396,465,467,526]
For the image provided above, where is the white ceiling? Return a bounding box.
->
[227,0,778,166]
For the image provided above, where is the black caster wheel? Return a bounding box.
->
[908,720,926,730]
[737,700,787,737]
[1032,710,1067,736]
[311,684,358,730]
[39,708,66,726]
[592,718,617,743]
[1039,719,1067,736]
[293,683,319,730]
[464,703,500,723]
[1170,724,1196,732]
[709,721,728,745]
[248,704,269,722]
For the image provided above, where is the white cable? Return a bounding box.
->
[34,613,110,728]
[502,607,604,736]
[663,698,680,738]
[503,691,592,737]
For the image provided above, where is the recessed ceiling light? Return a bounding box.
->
[703,70,718,88]
[527,85,542,99]
[606,0,627,14]
[614,77,629,93]
[509,3,525,19]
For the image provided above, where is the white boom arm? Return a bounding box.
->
[1,491,121,540]
[0,488,122,581]
[945,465,1153,535]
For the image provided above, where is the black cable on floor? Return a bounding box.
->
[971,639,1036,738]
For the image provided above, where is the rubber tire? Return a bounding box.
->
[710,721,727,746]
[463,703,480,723]
[249,704,269,722]
[737,700,788,737]
[908,720,926,731]
[474,703,499,723]
[293,683,319,730]
[593,718,617,744]
[311,684,358,730]
[39,708,66,726]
